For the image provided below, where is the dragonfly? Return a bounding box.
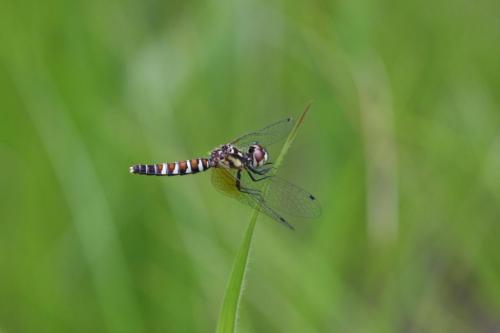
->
[129,118,321,229]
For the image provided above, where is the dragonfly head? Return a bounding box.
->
[248,143,268,168]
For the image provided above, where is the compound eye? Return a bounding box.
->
[254,149,264,161]
[251,145,268,167]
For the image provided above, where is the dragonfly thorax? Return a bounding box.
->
[210,144,246,169]
[209,143,268,170]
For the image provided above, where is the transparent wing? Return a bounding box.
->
[211,167,321,229]
[211,167,295,229]
[230,118,293,152]
[263,176,322,218]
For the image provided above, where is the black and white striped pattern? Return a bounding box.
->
[130,158,211,176]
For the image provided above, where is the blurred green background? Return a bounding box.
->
[1,0,500,332]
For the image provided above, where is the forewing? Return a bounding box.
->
[211,168,294,229]
[230,117,293,152]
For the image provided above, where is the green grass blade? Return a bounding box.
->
[215,103,313,333]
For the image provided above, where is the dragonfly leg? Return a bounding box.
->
[236,169,264,194]
[236,169,262,192]
[235,169,295,230]
[259,167,273,174]
[247,165,273,176]
[235,169,243,191]
[246,169,272,183]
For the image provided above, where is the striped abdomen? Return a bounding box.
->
[130,158,211,176]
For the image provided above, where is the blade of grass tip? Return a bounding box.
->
[215,103,313,333]
[273,103,312,170]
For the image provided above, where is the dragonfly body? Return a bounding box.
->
[130,143,268,176]
[130,118,320,229]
